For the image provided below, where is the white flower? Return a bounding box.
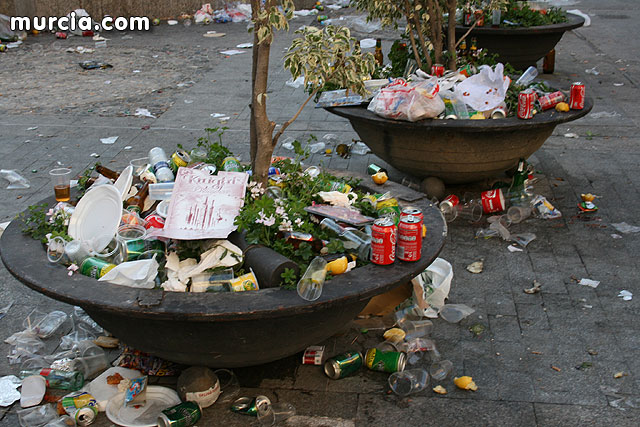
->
[275,206,286,217]
[294,217,304,226]
[263,215,276,227]
[248,181,265,199]
[279,219,293,232]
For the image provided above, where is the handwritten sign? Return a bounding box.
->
[155,168,248,240]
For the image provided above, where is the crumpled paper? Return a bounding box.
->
[455,63,510,112]
[99,258,159,288]
[161,240,242,292]
[317,191,358,208]
[0,375,21,406]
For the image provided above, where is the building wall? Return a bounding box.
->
[0,0,316,19]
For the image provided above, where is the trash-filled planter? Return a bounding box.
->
[453,13,585,70]
[0,194,445,368]
[326,96,592,185]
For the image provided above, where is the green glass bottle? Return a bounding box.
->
[19,369,84,391]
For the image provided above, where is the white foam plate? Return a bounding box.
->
[68,185,122,252]
[105,386,181,427]
[114,165,134,201]
[87,367,142,412]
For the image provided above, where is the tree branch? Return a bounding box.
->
[402,3,423,69]
[272,90,318,146]
[456,20,478,48]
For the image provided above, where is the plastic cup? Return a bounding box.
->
[388,368,429,397]
[49,168,72,202]
[257,402,296,426]
[398,319,434,340]
[129,157,150,176]
[17,403,58,427]
[297,257,327,301]
[72,354,109,379]
[72,340,104,357]
[90,236,125,265]
[507,205,532,224]
[47,236,69,264]
[429,359,453,381]
[117,224,147,243]
[213,369,241,404]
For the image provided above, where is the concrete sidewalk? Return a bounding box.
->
[1,1,639,426]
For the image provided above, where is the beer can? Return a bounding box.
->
[364,348,406,373]
[397,216,422,262]
[125,239,165,261]
[376,198,401,225]
[569,82,585,110]
[75,406,98,426]
[480,189,505,214]
[302,345,325,365]
[169,150,191,174]
[370,217,397,265]
[367,163,387,176]
[324,351,363,379]
[230,396,271,416]
[158,401,202,427]
[537,91,565,110]
[79,258,116,279]
[222,156,242,172]
[326,181,351,193]
[431,63,445,77]
[517,89,537,119]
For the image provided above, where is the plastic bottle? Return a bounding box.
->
[19,369,84,391]
[148,147,175,182]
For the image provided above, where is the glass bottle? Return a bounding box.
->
[543,49,555,74]
[125,180,150,213]
[95,165,120,181]
[374,38,384,66]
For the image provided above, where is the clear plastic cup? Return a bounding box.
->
[49,168,72,202]
[129,157,150,176]
[257,402,296,426]
[72,354,109,379]
[213,369,241,404]
[297,257,327,301]
[398,319,434,340]
[507,205,532,224]
[429,359,453,381]
[388,368,429,397]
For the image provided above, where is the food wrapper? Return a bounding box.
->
[124,376,147,407]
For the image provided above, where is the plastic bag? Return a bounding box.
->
[368,78,444,122]
[0,14,17,41]
[195,4,214,24]
[98,258,159,288]
[411,258,453,318]
[0,169,30,189]
[455,63,510,112]
[439,304,475,323]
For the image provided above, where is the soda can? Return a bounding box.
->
[80,258,116,279]
[324,351,363,379]
[364,348,406,373]
[481,189,506,214]
[169,150,191,174]
[75,406,98,426]
[431,63,445,77]
[325,181,351,193]
[302,345,325,365]
[458,64,473,78]
[491,105,507,119]
[144,213,165,229]
[221,156,242,172]
[442,195,459,209]
[537,91,565,111]
[367,163,387,176]
[268,166,280,176]
[230,396,271,416]
[317,15,328,23]
[517,89,537,119]
[158,401,202,427]
[569,82,585,110]
[0,44,6,52]
[397,215,422,262]
[370,217,397,265]
[400,207,423,223]
[55,32,67,39]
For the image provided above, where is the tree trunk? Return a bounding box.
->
[249,21,259,168]
[447,0,457,70]
[252,36,276,186]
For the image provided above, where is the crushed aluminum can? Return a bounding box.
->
[302,346,325,365]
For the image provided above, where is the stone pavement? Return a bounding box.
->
[1,1,639,425]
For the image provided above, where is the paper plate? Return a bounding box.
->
[105,386,181,427]
[114,165,134,201]
[156,201,169,218]
[68,185,122,252]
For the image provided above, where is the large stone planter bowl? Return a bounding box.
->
[455,13,585,70]
[326,97,592,184]
[1,196,445,368]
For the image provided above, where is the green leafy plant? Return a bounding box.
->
[19,203,71,244]
[280,267,298,290]
[196,127,233,170]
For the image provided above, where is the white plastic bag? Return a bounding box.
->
[98,258,159,288]
[411,257,453,318]
[455,63,510,112]
[368,78,444,122]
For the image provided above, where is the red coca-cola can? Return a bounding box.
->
[481,189,506,214]
[569,82,585,110]
[442,195,459,209]
[517,89,537,119]
[82,30,94,37]
[397,216,422,262]
[400,207,423,223]
[144,213,165,229]
[55,32,67,39]
[371,217,396,265]
[537,91,565,110]
[431,64,445,77]
[302,346,325,365]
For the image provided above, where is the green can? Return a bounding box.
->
[365,348,406,373]
[324,351,363,379]
[157,401,202,427]
[79,258,116,279]
[125,239,165,261]
[222,156,242,172]
[230,396,271,416]
[367,163,387,176]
